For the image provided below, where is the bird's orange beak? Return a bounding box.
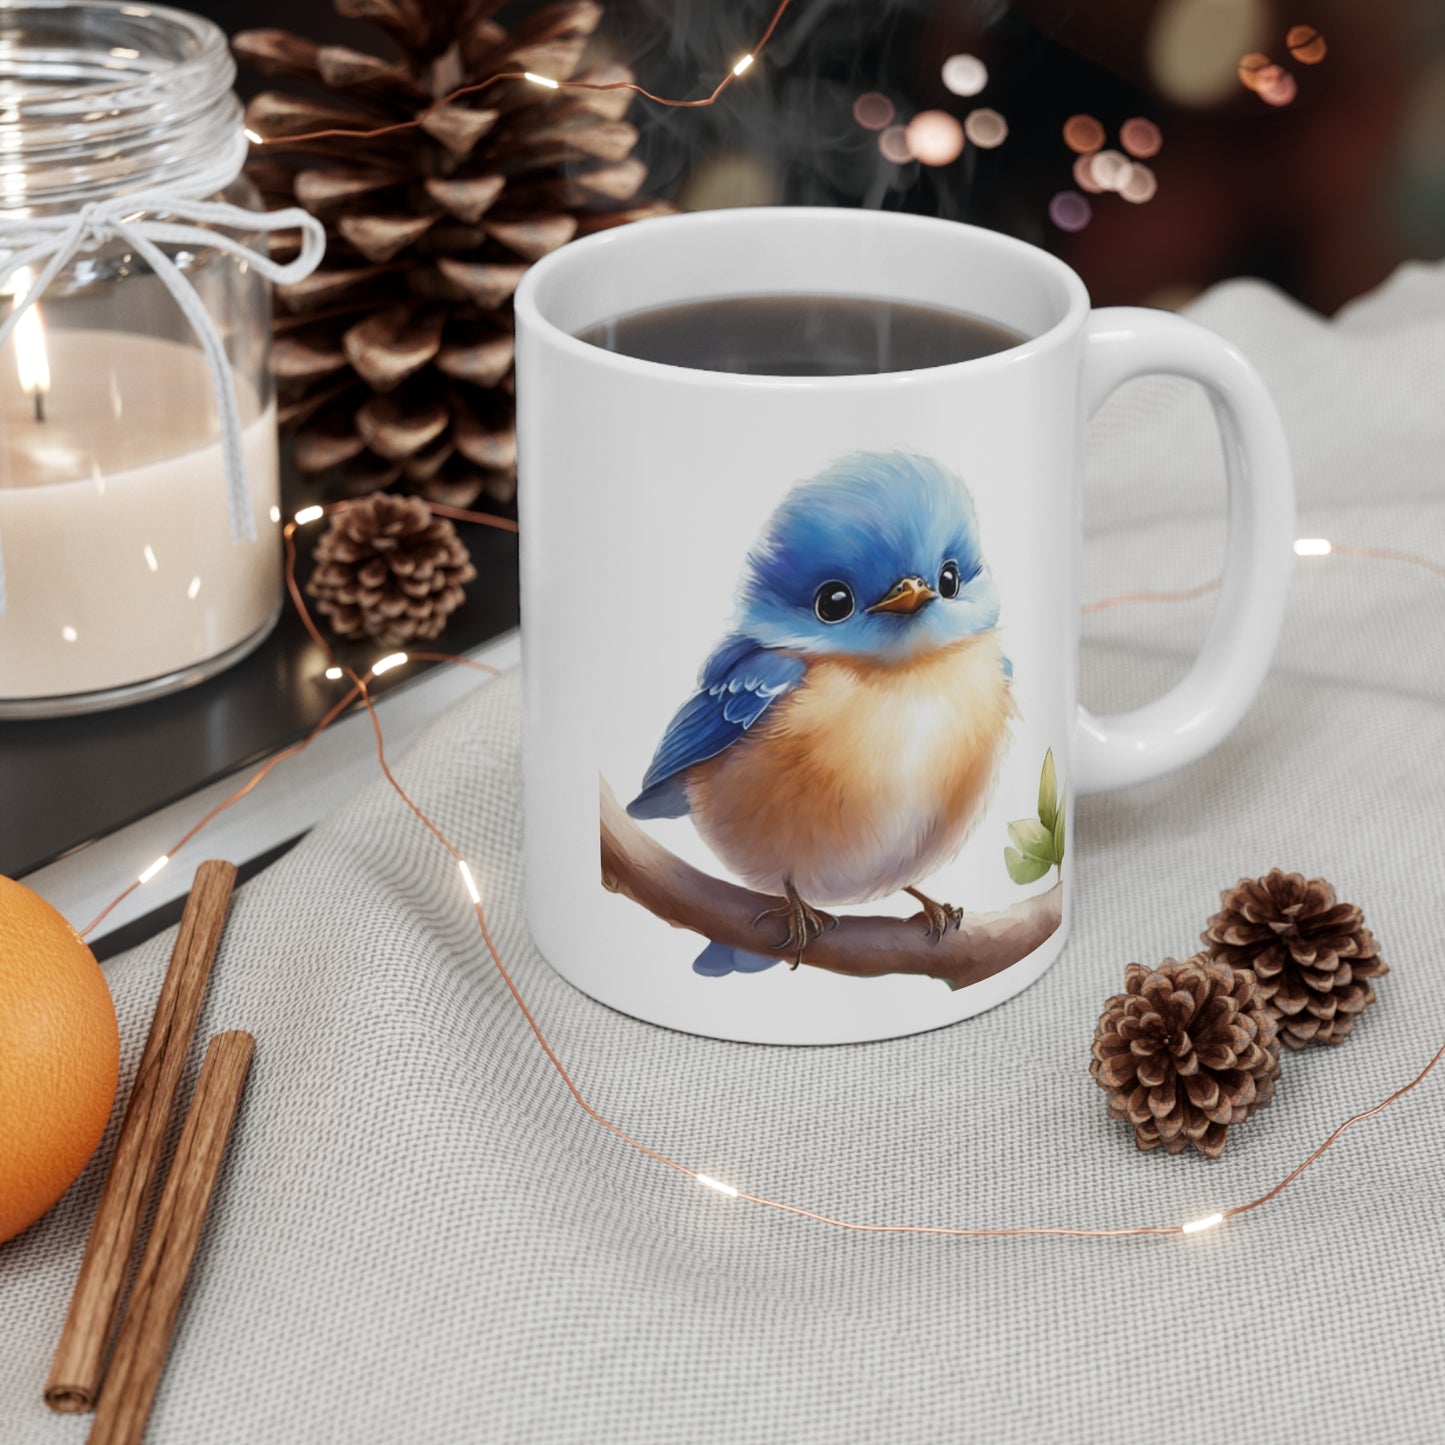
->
[866,576,937,615]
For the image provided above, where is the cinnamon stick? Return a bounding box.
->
[46,860,238,1413]
[87,1032,255,1445]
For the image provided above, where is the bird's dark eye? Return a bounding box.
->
[813,581,855,623]
[938,560,962,599]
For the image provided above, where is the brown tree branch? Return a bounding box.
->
[600,779,1062,991]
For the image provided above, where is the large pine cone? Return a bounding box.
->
[307,493,477,646]
[1091,956,1281,1159]
[235,0,669,508]
[1202,870,1388,1049]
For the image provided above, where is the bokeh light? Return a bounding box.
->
[1049,191,1092,232]
[1286,24,1327,64]
[963,107,1008,149]
[1119,118,1163,159]
[852,92,895,131]
[1237,52,1273,91]
[1258,67,1298,106]
[878,125,913,163]
[1088,148,1132,192]
[1149,0,1269,107]
[905,109,965,166]
[1063,114,1106,154]
[941,54,988,97]
[1119,164,1159,204]
[1073,153,1104,194]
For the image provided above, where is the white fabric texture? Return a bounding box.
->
[3,264,1444,1444]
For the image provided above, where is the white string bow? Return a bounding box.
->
[0,187,326,617]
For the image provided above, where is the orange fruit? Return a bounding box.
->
[0,876,119,1245]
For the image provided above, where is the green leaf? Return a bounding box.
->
[1005,846,1052,885]
[1052,787,1066,865]
[1008,819,1055,861]
[1038,748,1059,832]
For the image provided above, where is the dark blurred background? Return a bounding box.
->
[208,0,1445,315]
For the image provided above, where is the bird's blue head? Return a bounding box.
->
[736,452,1000,662]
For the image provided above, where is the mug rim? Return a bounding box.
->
[515,206,1093,389]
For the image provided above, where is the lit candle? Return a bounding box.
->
[0,329,280,707]
[7,268,50,422]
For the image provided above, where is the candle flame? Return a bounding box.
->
[6,267,51,410]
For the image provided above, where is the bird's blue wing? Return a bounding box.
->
[627,640,806,820]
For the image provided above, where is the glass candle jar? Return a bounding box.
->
[0,1,286,716]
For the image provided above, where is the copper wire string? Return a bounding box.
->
[254,0,796,147]
[80,509,1445,1241]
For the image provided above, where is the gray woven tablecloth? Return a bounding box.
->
[3,264,1444,1445]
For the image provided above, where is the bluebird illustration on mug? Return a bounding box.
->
[624,451,1021,976]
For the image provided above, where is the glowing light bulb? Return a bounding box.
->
[696,1173,739,1198]
[371,651,408,676]
[138,854,170,885]
[459,860,482,904]
[269,505,282,524]
[1294,537,1332,556]
[324,665,343,680]
[1181,1212,1224,1234]
[524,71,559,89]
[243,127,264,145]
[732,53,754,76]
[294,505,324,525]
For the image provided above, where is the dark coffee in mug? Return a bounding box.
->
[576,294,1025,376]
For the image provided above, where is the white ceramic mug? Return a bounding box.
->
[514,208,1293,1045]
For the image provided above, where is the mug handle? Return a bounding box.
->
[1075,307,1295,794]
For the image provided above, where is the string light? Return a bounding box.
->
[371,651,409,676]
[136,855,169,885]
[242,127,263,146]
[695,1174,740,1198]
[1181,1212,1225,1235]
[1295,537,1333,556]
[324,666,343,681]
[76,498,1445,1245]
[293,504,324,525]
[459,860,482,906]
[252,0,794,146]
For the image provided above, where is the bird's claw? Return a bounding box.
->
[905,887,964,942]
[753,885,836,969]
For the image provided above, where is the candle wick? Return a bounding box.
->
[33,390,44,423]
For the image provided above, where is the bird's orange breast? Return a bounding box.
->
[686,632,1016,904]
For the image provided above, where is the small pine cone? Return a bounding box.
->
[307,493,476,647]
[1202,870,1388,1050]
[1091,956,1281,1159]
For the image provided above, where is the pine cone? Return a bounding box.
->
[1091,956,1281,1159]
[235,1,669,508]
[1202,870,1388,1049]
[307,494,476,646]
